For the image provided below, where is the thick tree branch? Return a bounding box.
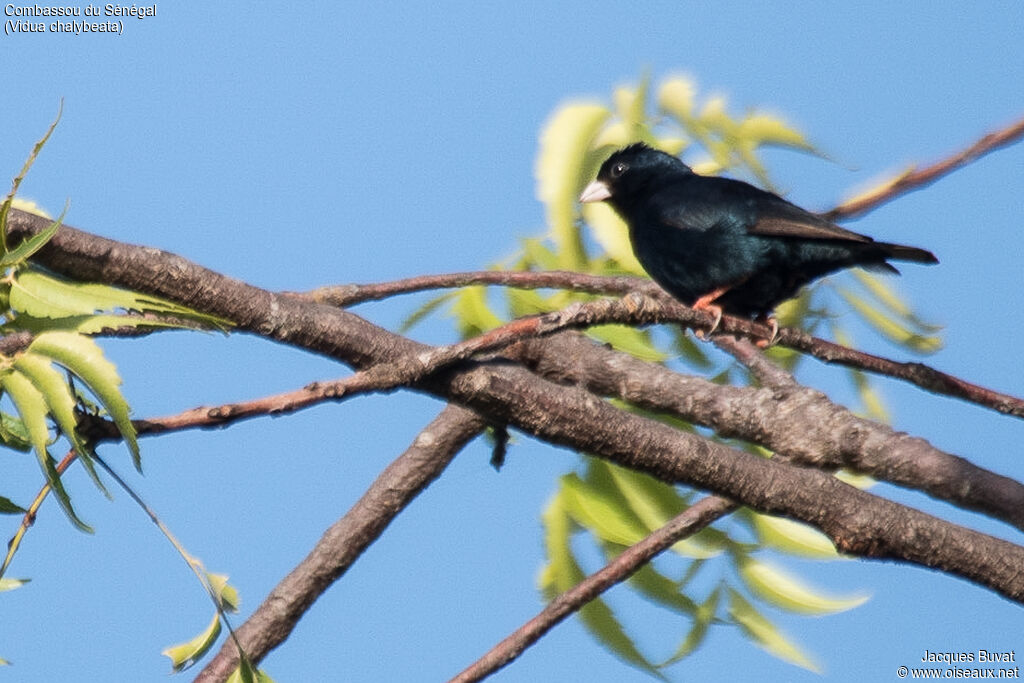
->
[516,331,1024,531]
[194,404,487,682]
[450,495,737,683]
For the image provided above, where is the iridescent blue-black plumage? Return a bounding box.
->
[580,143,937,319]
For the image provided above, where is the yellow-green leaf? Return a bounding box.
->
[622,560,698,616]
[657,77,696,125]
[661,585,721,665]
[0,204,64,268]
[837,287,942,352]
[207,572,240,612]
[227,664,276,683]
[13,350,106,492]
[748,512,838,559]
[535,102,611,269]
[28,331,139,469]
[560,473,647,546]
[603,462,724,559]
[737,114,814,152]
[538,493,582,597]
[587,324,667,363]
[0,102,62,251]
[162,613,222,672]
[737,556,868,615]
[728,588,821,672]
[581,202,645,273]
[10,268,229,331]
[1,368,90,531]
[450,286,503,337]
[0,577,29,592]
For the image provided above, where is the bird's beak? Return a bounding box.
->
[579,180,612,204]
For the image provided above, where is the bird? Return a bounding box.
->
[579,143,937,342]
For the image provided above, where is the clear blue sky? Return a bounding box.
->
[4,2,1024,681]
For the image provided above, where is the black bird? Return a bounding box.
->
[579,143,937,338]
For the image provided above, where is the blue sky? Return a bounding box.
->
[3,2,1024,681]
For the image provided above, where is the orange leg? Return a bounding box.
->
[691,286,730,340]
[754,314,779,348]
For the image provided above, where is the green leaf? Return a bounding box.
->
[661,585,721,666]
[450,286,503,337]
[736,114,815,152]
[836,286,941,353]
[5,313,202,336]
[0,496,26,514]
[546,498,665,679]
[538,493,582,597]
[0,202,65,268]
[737,556,868,615]
[560,473,648,546]
[601,461,725,559]
[207,572,240,612]
[727,588,820,672]
[578,590,666,680]
[0,411,32,451]
[622,559,698,616]
[13,350,107,493]
[746,512,838,559]
[162,612,222,673]
[28,331,139,470]
[612,77,650,138]
[657,77,696,127]
[0,577,29,591]
[506,287,555,318]
[581,202,645,273]
[399,291,455,334]
[587,324,667,363]
[9,268,229,331]
[227,663,276,683]
[0,368,91,531]
[0,101,63,252]
[535,102,611,269]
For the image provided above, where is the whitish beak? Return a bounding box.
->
[579,180,612,203]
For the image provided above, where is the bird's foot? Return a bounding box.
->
[754,315,779,348]
[693,306,723,341]
[692,289,728,341]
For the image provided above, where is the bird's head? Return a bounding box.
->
[579,143,692,210]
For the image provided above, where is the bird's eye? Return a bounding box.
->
[610,162,628,178]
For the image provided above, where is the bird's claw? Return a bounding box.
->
[694,305,723,341]
[755,316,779,348]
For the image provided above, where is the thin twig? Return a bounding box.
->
[297,267,1024,420]
[297,270,660,307]
[449,495,736,683]
[826,114,1024,220]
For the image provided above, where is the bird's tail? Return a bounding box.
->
[878,242,939,264]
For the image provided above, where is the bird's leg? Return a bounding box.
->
[692,287,729,340]
[754,314,779,348]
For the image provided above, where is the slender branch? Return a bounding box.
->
[826,114,1024,220]
[194,404,487,682]
[294,266,1024,420]
[298,270,661,307]
[450,495,737,683]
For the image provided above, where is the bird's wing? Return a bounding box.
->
[748,199,873,243]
